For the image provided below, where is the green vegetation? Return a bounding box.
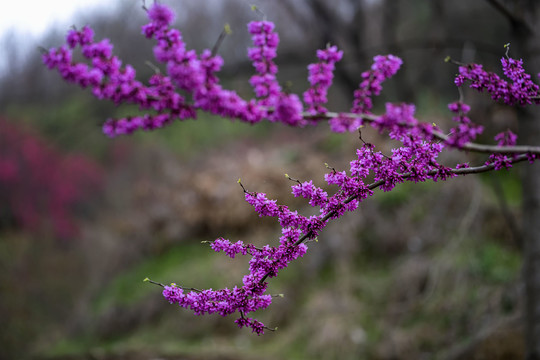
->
[470,241,521,284]
[93,242,218,313]
[131,112,274,156]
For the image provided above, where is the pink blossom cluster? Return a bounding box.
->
[0,118,102,239]
[163,232,308,334]
[162,281,271,335]
[486,130,519,170]
[247,21,281,104]
[330,55,403,132]
[352,55,403,114]
[446,101,484,148]
[303,45,344,115]
[42,3,405,137]
[246,20,306,126]
[43,3,348,136]
[455,56,540,106]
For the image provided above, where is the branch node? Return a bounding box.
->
[144,278,165,287]
[145,61,161,74]
[285,174,301,184]
[212,24,232,56]
[504,42,511,58]
[238,178,248,193]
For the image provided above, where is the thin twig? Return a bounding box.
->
[144,277,202,292]
[211,24,232,57]
[484,0,535,35]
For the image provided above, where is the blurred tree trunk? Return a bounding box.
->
[507,1,540,358]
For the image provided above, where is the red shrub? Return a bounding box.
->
[0,118,103,239]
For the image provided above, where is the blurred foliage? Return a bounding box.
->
[130,112,274,157]
[0,232,86,359]
[92,242,219,313]
[470,242,521,284]
[0,116,103,239]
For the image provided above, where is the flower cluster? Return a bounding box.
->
[247,21,281,104]
[247,21,306,126]
[486,130,518,170]
[446,101,484,148]
[352,55,403,114]
[165,231,309,334]
[330,55,403,132]
[210,238,250,259]
[455,56,540,106]
[303,45,343,115]
[43,14,197,137]
[162,281,272,335]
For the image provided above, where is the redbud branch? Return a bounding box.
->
[301,153,530,243]
[484,0,535,35]
[144,277,203,292]
[211,24,232,57]
[285,174,301,184]
[259,152,530,283]
[304,111,540,155]
[144,278,165,287]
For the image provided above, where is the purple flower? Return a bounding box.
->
[456,56,540,106]
[352,55,403,114]
[303,45,343,114]
[448,101,471,114]
[291,180,328,207]
[247,21,281,105]
[147,3,175,28]
[446,101,483,148]
[329,114,362,133]
[270,93,304,126]
[210,238,249,258]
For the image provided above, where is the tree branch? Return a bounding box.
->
[484,0,535,35]
[259,153,531,283]
[305,111,540,155]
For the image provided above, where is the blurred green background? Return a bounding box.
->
[0,1,527,359]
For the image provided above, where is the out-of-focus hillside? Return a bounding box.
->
[23,127,524,360]
[0,1,527,359]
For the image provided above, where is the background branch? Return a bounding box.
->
[484,0,535,35]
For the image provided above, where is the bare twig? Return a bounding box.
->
[484,0,535,35]
[144,277,202,292]
[211,24,232,57]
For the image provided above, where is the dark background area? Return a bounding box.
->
[0,1,529,359]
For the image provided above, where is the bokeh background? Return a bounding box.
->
[0,0,527,359]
